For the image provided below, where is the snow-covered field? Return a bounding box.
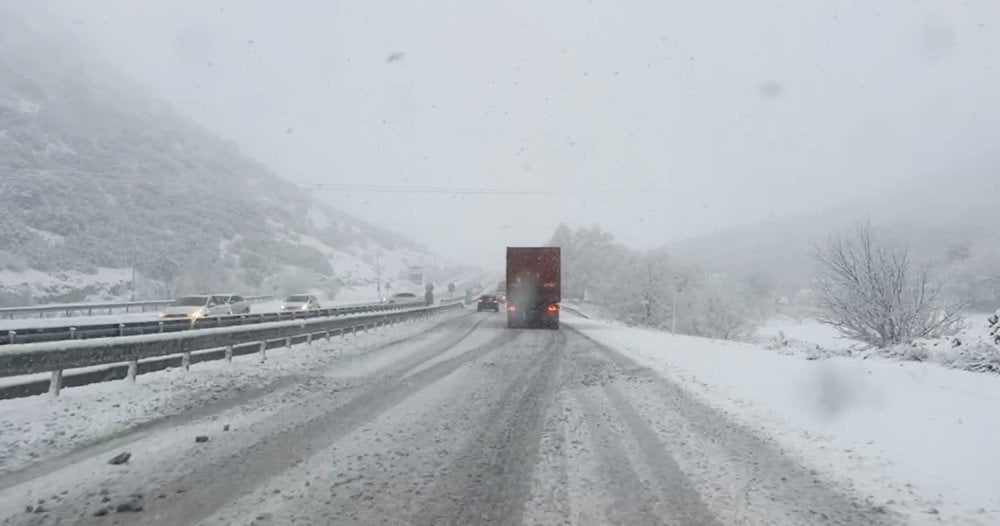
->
[568,312,1000,523]
[757,316,855,351]
[0,308,466,476]
[757,313,996,352]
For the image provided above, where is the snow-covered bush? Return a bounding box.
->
[877,342,932,363]
[939,341,1000,373]
[814,222,965,348]
[675,271,758,340]
[759,332,851,360]
[850,315,1000,374]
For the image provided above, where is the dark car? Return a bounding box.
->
[477,294,500,312]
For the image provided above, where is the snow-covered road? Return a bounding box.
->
[0,313,906,525]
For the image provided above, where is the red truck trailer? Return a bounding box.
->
[506,247,561,329]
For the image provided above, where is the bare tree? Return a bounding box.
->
[600,250,674,328]
[676,270,757,341]
[814,222,965,348]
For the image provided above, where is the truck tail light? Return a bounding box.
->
[546,304,559,313]
[507,305,516,312]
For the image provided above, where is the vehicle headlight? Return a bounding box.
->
[302,305,309,310]
[188,309,204,319]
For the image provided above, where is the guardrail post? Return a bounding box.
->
[225,345,233,363]
[69,327,77,339]
[285,337,292,349]
[118,323,126,337]
[324,330,331,342]
[306,333,313,346]
[49,370,63,396]
[158,321,164,333]
[7,331,14,344]
[182,352,191,371]
[259,341,267,363]
[127,360,138,383]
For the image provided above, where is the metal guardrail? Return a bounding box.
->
[0,302,463,399]
[0,295,274,319]
[0,300,419,346]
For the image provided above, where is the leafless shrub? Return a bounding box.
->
[814,222,965,348]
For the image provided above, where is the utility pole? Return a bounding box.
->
[130,253,137,302]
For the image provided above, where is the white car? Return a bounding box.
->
[281,294,321,311]
[159,295,233,319]
[385,292,419,304]
[222,294,251,314]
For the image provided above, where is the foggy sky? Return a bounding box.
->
[11,0,1000,269]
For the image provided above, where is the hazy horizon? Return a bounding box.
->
[9,0,1000,268]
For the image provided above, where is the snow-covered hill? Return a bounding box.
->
[0,11,439,306]
[666,162,1000,306]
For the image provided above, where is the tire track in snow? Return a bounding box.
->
[206,317,554,525]
[0,313,501,526]
[569,326,903,525]
[560,332,720,525]
[409,329,565,526]
[0,310,473,490]
[112,316,513,525]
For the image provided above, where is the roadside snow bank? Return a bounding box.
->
[568,313,1000,523]
[758,312,1000,375]
[757,316,852,351]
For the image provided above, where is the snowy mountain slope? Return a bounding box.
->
[666,161,1000,301]
[0,11,438,305]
